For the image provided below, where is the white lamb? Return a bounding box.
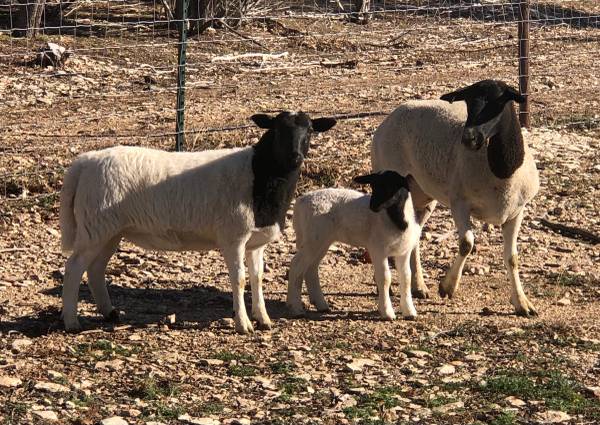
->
[59,111,336,334]
[287,170,421,320]
[372,80,540,316]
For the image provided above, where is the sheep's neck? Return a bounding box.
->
[486,103,525,179]
[385,203,408,231]
[252,134,301,229]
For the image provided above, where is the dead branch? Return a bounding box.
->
[539,218,600,245]
[211,52,288,63]
[220,20,267,50]
[0,247,29,254]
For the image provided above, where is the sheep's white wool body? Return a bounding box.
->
[288,188,420,320]
[61,146,279,253]
[371,100,539,226]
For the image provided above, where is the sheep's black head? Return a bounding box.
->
[440,80,525,151]
[251,111,336,171]
[354,170,411,213]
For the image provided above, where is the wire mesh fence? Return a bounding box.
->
[0,0,599,207]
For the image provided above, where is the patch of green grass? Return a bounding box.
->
[403,344,433,355]
[69,394,97,408]
[130,377,180,400]
[427,395,457,408]
[555,272,586,287]
[280,376,307,396]
[228,364,256,377]
[212,350,255,363]
[270,361,295,375]
[343,386,403,421]
[489,411,517,425]
[482,370,600,418]
[70,339,139,360]
[5,401,27,417]
[152,403,185,420]
[197,401,224,415]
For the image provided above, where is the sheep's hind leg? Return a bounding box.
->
[287,251,309,317]
[373,253,395,320]
[87,237,121,323]
[396,253,417,320]
[503,211,537,317]
[305,247,330,313]
[62,248,101,332]
[246,247,272,330]
[223,243,253,334]
[411,200,437,299]
[439,203,473,299]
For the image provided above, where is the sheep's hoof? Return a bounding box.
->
[412,287,430,299]
[256,321,272,331]
[64,321,82,333]
[512,296,538,317]
[235,318,254,334]
[105,309,121,323]
[286,304,306,318]
[438,282,455,299]
[403,315,417,321]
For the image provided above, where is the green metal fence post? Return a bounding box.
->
[175,0,189,151]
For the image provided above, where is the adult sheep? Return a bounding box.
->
[371,80,539,316]
[59,111,336,334]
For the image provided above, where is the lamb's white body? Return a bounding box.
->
[60,146,278,333]
[287,188,421,320]
[371,100,540,314]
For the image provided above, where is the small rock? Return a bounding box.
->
[34,381,70,394]
[505,396,526,407]
[95,359,124,371]
[223,420,251,425]
[432,401,464,414]
[437,364,456,375]
[198,359,224,367]
[345,358,376,373]
[218,318,235,328]
[101,417,128,425]
[534,410,571,423]
[556,297,571,306]
[0,376,22,388]
[585,386,600,400]
[11,338,33,353]
[145,422,167,425]
[406,350,431,359]
[465,354,485,362]
[32,410,59,421]
[178,414,220,425]
[48,370,64,380]
[253,376,277,391]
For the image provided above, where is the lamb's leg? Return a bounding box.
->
[305,248,330,312]
[87,237,120,322]
[502,211,537,316]
[287,251,308,317]
[373,253,395,320]
[396,253,417,320]
[223,244,253,334]
[62,249,100,332]
[411,200,437,299]
[439,203,473,299]
[246,247,272,330]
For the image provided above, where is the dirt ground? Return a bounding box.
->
[1,2,599,424]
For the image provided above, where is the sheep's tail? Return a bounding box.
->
[59,160,83,253]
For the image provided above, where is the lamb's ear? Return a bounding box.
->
[353,173,377,185]
[312,118,337,133]
[504,86,526,104]
[251,114,274,129]
[440,87,467,103]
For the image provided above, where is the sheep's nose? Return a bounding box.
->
[461,128,483,150]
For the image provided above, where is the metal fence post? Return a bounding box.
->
[517,0,530,128]
[175,0,189,151]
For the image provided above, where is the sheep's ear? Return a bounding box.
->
[504,86,526,104]
[312,118,337,133]
[251,114,274,129]
[440,88,467,103]
[353,173,377,185]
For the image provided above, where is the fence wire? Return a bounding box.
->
[1,0,599,206]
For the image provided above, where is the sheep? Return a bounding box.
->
[371,79,540,316]
[59,111,337,334]
[286,170,421,320]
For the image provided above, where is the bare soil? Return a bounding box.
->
[0,2,599,424]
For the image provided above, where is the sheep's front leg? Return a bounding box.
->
[223,244,253,334]
[502,211,537,316]
[439,203,473,299]
[396,253,417,320]
[246,247,272,330]
[373,253,395,320]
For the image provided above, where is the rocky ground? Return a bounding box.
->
[1,2,599,424]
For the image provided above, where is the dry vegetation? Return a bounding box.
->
[0,1,599,424]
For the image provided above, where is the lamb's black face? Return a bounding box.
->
[354,170,410,212]
[251,112,337,170]
[441,80,525,151]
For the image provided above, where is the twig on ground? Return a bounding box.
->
[0,247,29,254]
[539,218,600,245]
